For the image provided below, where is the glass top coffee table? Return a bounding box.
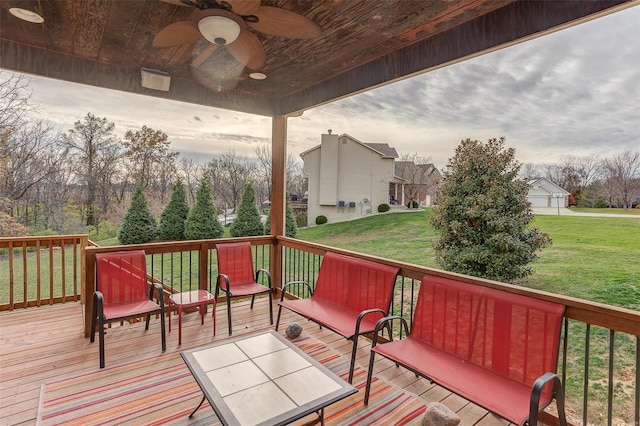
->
[181,330,357,426]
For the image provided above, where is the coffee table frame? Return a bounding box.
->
[181,331,357,426]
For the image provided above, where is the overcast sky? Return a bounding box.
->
[8,5,640,170]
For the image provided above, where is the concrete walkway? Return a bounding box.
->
[532,207,639,218]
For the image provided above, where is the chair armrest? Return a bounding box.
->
[281,281,313,301]
[215,273,230,291]
[256,268,271,288]
[529,372,565,426]
[354,308,386,337]
[150,282,165,310]
[93,290,104,315]
[371,315,409,347]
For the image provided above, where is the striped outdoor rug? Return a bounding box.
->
[37,334,427,425]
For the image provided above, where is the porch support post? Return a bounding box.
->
[270,115,287,291]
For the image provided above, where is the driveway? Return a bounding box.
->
[532,207,639,218]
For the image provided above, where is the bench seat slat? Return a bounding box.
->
[279,298,381,339]
[373,337,536,425]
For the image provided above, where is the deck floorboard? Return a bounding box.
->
[0,299,515,426]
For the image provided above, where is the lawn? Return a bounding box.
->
[297,209,640,310]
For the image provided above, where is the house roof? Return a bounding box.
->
[299,134,398,159]
[1,0,634,117]
[394,161,441,184]
[528,178,571,195]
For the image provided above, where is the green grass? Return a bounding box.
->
[297,209,640,309]
[570,207,640,215]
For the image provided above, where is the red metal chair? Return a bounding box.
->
[90,250,166,368]
[215,242,272,335]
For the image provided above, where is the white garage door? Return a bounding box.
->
[528,196,549,207]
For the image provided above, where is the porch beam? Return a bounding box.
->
[270,116,287,290]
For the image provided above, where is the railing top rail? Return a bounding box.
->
[277,236,640,335]
[0,235,89,248]
[84,236,275,256]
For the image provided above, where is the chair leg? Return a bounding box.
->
[275,304,283,331]
[250,294,256,308]
[160,307,166,352]
[268,290,273,325]
[98,316,106,369]
[348,336,358,383]
[364,351,377,405]
[227,297,233,335]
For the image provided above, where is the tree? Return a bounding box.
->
[430,137,551,282]
[185,176,223,240]
[395,153,435,208]
[158,180,189,240]
[230,183,264,237]
[117,185,157,244]
[62,113,121,226]
[602,151,640,210]
[206,150,255,210]
[123,125,178,194]
[264,197,298,237]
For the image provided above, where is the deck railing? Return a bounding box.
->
[0,235,89,310]
[1,234,637,425]
[276,237,639,426]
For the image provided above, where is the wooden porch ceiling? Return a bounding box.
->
[0,0,636,117]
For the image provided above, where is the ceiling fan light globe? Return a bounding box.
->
[198,16,241,45]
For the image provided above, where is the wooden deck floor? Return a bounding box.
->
[0,298,512,426]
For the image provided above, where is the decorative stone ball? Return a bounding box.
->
[285,322,303,339]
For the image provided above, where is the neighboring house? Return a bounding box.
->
[301,132,398,223]
[391,162,442,207]
[527,178,570,208]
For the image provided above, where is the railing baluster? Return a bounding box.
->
[562,318,568,396]
[583,323,590,426]
[22,241,28,307]
[635,336,640,426]
[60,241,66,300]
[36,240,42,306]
[48,239,54,306]
[608,329,615,426]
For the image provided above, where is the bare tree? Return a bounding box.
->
[177,158,203,205]
[62,113,121,226]
[207,149,256,210]
[395,153,434,207]
[602,151,640,210]
[520,163,540,180]
[252,144,300,201]
[0,71,35,134]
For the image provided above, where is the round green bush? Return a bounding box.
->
[315,215,328,225]
[407,200,419,208]
[378,203,390,213]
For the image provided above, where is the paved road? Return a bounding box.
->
[532,207,639,218]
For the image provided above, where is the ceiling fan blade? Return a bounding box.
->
[225,0,261,16]
[153,21,200,48]
[249,6,321,39]
[191,43,221,67]
[226,31,266,70]
[160,0,190,6]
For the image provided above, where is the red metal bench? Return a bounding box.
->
[364,274,567,426]
[275,252,399,383]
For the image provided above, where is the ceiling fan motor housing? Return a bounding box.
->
[195,9,245,46]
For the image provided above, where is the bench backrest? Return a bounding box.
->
[412,275,565,389]
[313,252,399,317]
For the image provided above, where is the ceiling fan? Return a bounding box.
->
[154,0,322,71]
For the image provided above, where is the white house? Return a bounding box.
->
[527,178,570,208]
[301,132,398,224]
